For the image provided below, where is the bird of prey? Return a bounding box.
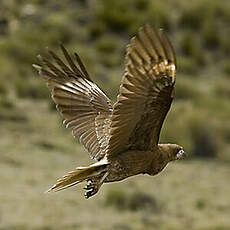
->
[33,24,186,199]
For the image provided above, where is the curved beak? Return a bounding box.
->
[176,150,187,160]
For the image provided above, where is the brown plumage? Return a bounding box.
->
[33,25,186,199]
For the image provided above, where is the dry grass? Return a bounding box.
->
[0,101,230,230]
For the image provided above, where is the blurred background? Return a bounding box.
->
[0,0,230,229]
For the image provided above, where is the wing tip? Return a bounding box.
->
[32,63,41,70]
[140,24,176,66]
[45,184,57,193]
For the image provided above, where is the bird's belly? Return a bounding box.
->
[105,150,153,183]
[105,161,131,183]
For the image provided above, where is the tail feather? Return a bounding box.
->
[46,180,82,193]
[46,161,109,192]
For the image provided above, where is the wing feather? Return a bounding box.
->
[33,46,113,161]
[106,25,176,156]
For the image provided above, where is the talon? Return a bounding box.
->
[84,193,89,199]
[87,180,92,185]
[88,185,94,190]
[85,189,93,199]
[84,181,95,190]
[83,177,104,199]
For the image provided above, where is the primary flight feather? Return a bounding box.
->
[33,24,186,199]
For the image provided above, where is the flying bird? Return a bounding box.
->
[33,24,186,199]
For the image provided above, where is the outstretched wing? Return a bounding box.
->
[106,25,176,156]
[33,45,112,161]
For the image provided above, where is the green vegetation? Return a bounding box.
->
[105,189,158,212]
[0,0,230,229]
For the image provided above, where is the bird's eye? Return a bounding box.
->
[176,149,187,160]
[176,148,182,155]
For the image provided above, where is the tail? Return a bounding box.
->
[46,160,109,193]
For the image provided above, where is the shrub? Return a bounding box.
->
[195,199,206,210]
[126,192,158,212]
[224,62,230,76]
[96,36,118,54]
[175,77,202,100]
[0,83,7,96]
[180,32,205,66]
[105,189,158,212]
[202,21,221,49]
[96,0,135,32]
[179,8,204,30]
[105,189,127,210]
[15,77,49,99]
[134,0,149,11]
[220,35,230,54]
[0,95,14,109]
[189,118,217,158]
[88,22,106,39]
[177,57,198,75]
[214,79,230,98]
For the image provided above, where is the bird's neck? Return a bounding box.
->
[157,144,175,160]
[147,145,172,175]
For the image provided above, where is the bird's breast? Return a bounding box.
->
[105,150,153,183]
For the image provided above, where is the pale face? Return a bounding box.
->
[175,148,187,160]
[159,144,187,161]
[171,144,187,160]
[167,144,187,161]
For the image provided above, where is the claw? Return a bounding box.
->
[84,193,89,199]
[84,180,95,190]
[85,189,94,199]
[87,180,92,185]
[83,172,108,199]
[84,179,98,199]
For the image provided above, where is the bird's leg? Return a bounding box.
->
[84,171,109,199]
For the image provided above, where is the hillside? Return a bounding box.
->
[0,0,230,229]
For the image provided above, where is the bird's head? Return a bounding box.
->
[159,144,187,161]
[170,144,187,161]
